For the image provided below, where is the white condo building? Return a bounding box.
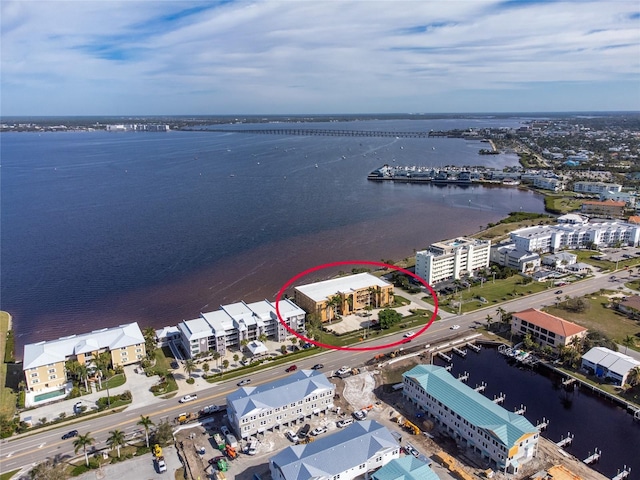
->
[573,181,622,194]
[227,369,335,439]
[177,299,305,358]
[509,221,640,253]
[415,237,491,285]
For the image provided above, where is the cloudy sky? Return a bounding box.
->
[2,0,639,115]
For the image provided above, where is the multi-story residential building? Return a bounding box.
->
[227,369,335,439]
[489,243,540,273]
[23,323,146,393]
[532,176,564,192]
[403,365,538,474]
[581,200,626,218]
[581,347,640,386]
[293,273,393,323]
[541,252,577,269]
[573,181,622,194]
[177,299,306,358]
[510,221,640,253]
[600,190,636,207]
[269,420,400,480]
[511,308,587,350]
[415,237,491,285]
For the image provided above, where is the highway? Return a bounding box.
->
[0,268,630,473]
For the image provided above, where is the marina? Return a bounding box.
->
[367,164,523,186]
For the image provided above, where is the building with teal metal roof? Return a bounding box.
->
[372,456,439,480]
[403,365,538,474]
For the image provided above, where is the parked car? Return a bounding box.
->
[73,401,83,413]
[337,418,354,428]
[61,430,78,440]
[297,424,311,439]
[555,289,563,294]
[170,361,179,369]
[311,426,327,436]
[336,366,351,376]
[450,324,460,330]
[285,365,298,372]
[404,442,420,458]
[244,440,258,455]
[179,394,198,403]
[353,409,368,420]
[220,425,230,436]
[237,379,251,386]
[285,430,299,443]
[311,364,324,370]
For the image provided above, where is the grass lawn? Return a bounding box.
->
[473,216,556,243]
[544,294,640,348]
[98,373,126,391]
[569,250,640,272]
[0,470,20,480]
[0,311,16,420]
[544,193,583,214]
[423,275,550,314]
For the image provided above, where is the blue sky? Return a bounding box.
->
[1,0,639,115]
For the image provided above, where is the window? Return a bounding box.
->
[31,372,38,377]
[49,374,57,380]
[48,368,56,373]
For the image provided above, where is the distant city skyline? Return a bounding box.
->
[1,0,639,116]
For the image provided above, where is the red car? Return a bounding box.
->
[285,365,298,372]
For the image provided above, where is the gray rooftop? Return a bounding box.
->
[270,420,398,480]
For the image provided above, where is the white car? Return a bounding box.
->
[403,331,415,338]
[353,409,368,420]
[310,426,327,436]
[336,366,351,376]
[337,418,354,428]
[179,394,198,403]
[450,324,460,330]
[405,442,420,458]
[285,430,299,443]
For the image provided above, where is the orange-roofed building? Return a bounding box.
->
[628,215,640,224]
[511,308,587,350]
[581,199,625,218]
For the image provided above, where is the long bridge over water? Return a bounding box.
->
[189,128,437,138]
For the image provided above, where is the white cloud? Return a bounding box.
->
[1,0,638,114]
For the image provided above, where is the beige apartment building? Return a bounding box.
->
[23,323,146,392]
[293,273,393,322]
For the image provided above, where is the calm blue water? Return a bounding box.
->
[1,118,545,349]
[438,348,639,478]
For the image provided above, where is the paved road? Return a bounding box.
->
[2,268,634,475]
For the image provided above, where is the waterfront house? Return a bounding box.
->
[573,181,622,194]
[22,322,146,393]
[616,295,640,319]
[581,347,640,386]
[269,420,400,480]
[177,298,306,358]
[293,273,393,323]
[510,309,587,350]
[227,369,335,439]
[416,237,491,285]
[402,365,538,473]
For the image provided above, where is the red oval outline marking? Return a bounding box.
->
[275,260,438,352]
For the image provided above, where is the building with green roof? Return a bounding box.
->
[371,456,439,480]
[402,365,538,474]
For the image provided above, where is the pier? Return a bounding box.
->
[438,352,452,363]
[583,448,601,465]
[452,347,467,358]
[457,371,469,382]
[555,432,574,448]
[536,417,549,431]
[201,128,434,138]
[492,392,506,404]
[612,466,631,480]
[474,382,487,393]
[444,364,453,372]
[513,404,526,415]
[562,377,577,387]
[466,342,481,353]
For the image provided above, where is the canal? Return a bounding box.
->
[434,346,639,479]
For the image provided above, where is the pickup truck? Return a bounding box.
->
[156,456,167,473]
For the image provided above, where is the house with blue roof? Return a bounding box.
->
[371,456,439,480]
[270,420,400,480]
[403,365,538,474]
[227,369,335,439]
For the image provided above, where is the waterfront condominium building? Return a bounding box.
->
[402,365,539,474]
[509,221,640,253]
[573,181,622,194]
[415,237,491,285]
[227,369,335,439]
[510,308,587,350]
[580,199,626,218]
[293,272,393,323]
[269,420,400,480]
[177,299,306,358]
[23,323,146,393]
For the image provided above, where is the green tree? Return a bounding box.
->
[137,415,154,448]
[95,351,112,375]
[280,345,287,355]
[202,363,210,376]
[627,366,640,388]
[183,359,196,379]
[233,354,239,364]
[378,308,402,330]
[29,457,67,480]
[107,429,126,458]
[222,359,229,371]
[73,432,95,466]
[485,314,492,331]
[142,326,157,357]
[240,339,249,350]
[212,351,221,369]
[153,420,173,446]
[258,333,268,343]
[622,335,636,354]
[326,295,342,323]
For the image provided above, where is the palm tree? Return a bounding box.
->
[77,364,89,392]
[233,354,239,365]
[137,415,154,448]
[326,294,341,323]
[222,359,229,372]
[258,333,268,343]
[485,314,492,331]
[496,307,506,323]
[73,432,95,466]
[202,363,210,376]
[569,335,583,354]
[626,366,640,388]
[107,429,126,458]
[183,359,196,379]
[622,335,636,354]
[212,351,221,369]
